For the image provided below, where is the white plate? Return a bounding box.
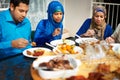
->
[75,38,98,44]
[53,46,83,55]
[50,39,75,46]
[23,47,51,58]
[32,55,81,79]
[111,43,120,53]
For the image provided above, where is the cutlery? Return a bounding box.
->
[75,34,82,39]
[45,42,55,48]
[45,42,62,54]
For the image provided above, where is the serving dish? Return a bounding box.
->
[32,55,81,79]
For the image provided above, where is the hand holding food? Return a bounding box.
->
[52,28,61,36]
[12,38,29,48]
[81,29,95,37]
[31,42,36,46]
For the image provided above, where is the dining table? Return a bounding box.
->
[0,53,35,80]
[0,37,76,80]
[1,37,120,80]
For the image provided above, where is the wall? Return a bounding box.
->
[64,0,92,36]
[0,0,92,37]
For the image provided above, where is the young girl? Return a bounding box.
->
[33,1,64,47]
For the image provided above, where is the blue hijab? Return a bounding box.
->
[47,1,64,27]
[33,1,64,47]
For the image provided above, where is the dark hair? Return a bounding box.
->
[10,0,29,7]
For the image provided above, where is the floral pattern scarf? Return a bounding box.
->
[90,19,106,40]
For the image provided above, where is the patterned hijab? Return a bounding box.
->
[90,5,107,40]
[47,1,64,28]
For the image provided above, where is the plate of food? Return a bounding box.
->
[52,43,83,55]
[75,38,98,44]
[50,39,75,46]
[23,47,51,58]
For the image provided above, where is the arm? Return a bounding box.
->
[104,24,113,39]
[76,18,91,36]
[112,24,120,40]
[33,20,54,46]
[0,18,31,49]
[34,20,63,47]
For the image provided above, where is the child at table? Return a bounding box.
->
[33,1,64,47]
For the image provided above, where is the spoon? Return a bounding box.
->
[75,34,82,39]
[45,42,62,54]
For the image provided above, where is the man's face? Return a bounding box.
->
[10,3,29,23]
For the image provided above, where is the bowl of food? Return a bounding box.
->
[32,55,81,79]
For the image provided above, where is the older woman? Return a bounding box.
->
[76,5,113,40]
[33,1,64,47]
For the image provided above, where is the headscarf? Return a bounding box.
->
[47,1,64,27]
[90,5,107,40]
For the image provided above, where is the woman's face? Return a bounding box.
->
[93,12,105,26]
[53,12,63,23]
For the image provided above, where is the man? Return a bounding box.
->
[0,0,31,59]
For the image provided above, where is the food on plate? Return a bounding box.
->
[26,49,45,56]
[26,50,32,55]
[115,67,120,74]
[96,63,110,73]
[88,72,104,80]
[54,43,83,55]
[57,43,75,54]
[106,45,115,55]
[39,56,73,71]
[66,75,88,80]
[31,42,36,46]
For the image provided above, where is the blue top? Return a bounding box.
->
[76,18,113,39]
[0,9,31,58]
[34,1,64,47]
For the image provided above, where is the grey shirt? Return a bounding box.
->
[112,23,120,43]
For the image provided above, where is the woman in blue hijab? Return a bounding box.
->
[33,1,64,47]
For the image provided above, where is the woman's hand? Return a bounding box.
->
[52,28,61,36]
[82,29,95,37]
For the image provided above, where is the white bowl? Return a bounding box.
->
[32,56,81,79]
